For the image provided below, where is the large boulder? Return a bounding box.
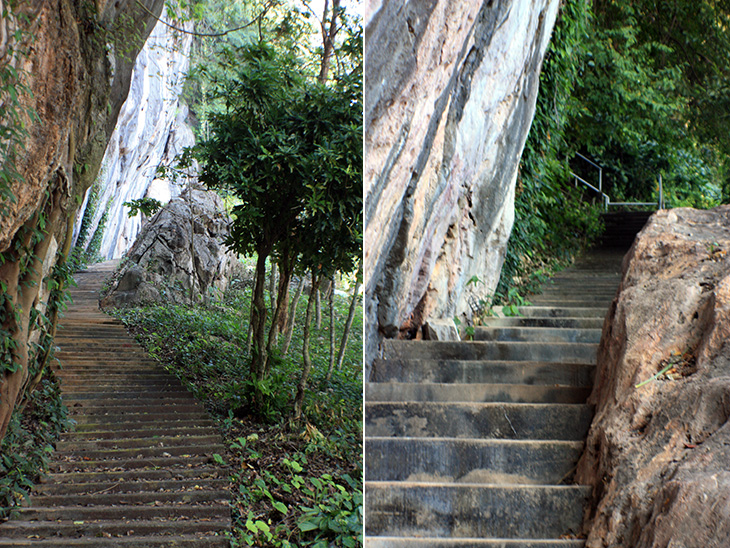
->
[364,0,560,368]
[101,186,239,308]
[577,206,730,547]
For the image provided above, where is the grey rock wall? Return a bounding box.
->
[73,13,194,260]
[364,0,560,368]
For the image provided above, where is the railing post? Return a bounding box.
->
[658,173,663,210]
[598,167,602,193]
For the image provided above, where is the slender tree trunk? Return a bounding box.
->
[250,250,269,382]
[293,274,320,420]
[264,261,293,376]
[282,277,304,356]
[335,272,361,370]
[325,274,336,383]
[268,262,277,314]
[317,0,341,84]
[315,287,322,329]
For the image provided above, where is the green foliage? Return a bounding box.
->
[123,197,163,218]
[566,0,728,205]
[68,178,109,271]
[497,0,603,303]
[0,377,70,520]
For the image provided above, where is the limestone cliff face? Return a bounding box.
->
[0,0,164,439]
[73,14,194,260]
[577,207,730,547]
[364,0,560,366]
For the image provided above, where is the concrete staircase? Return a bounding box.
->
[0,262,230,547]
[364,250,624,547]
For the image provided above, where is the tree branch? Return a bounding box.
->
[134,0,276,38]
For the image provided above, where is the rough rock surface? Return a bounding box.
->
[364,0,560,367]
[73,13,194,260]
[101,186,239,308]
[576,206,730,547]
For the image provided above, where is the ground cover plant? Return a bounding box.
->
[113,267,363,547]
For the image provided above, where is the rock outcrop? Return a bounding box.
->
[364,0,560,367]
[0,0,165,439]
[101,186,239,308]
[72,13,194,260]
[577,206,730,547]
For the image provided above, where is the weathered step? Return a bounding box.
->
[479,317,603,329]
[72,419,216,432]
[0,520,228,540]
[62,426,219,440]
[492,306,605,318]
[473,327,601,344]
[17,505,228,521]
[365,382,590,404]
[54,443,224,461]
[49,455,214,473]
[65,399,200,410]
[64,390,192,400]
[371,359,595,386]
[382,340,596,363]
[57,434,221,451]
[69,409,210,422]
[34,477,227,495]
[365,438,582,484]
[526,297,611,307]
[44,467,225,484]
[32,488,229,507]
[366,538,585,547]
[365,402,592,440]
[60,380,187,391]
[0,535,228,547]
[365,482,590,538]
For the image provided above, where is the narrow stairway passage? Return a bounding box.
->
[0,262,230,547]
[364,249,624,547]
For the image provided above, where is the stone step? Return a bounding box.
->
[382,340,597,363]
[365,482,590,539]
[44,467,225,484]
[57,435,221,451]
[365,437,582,484]
[365,402,592,440]
[16,505,229,521]
[34,477,227,495]
[54,443,224,461]
[65,398,199,410]
[72,419,217,432]
[64,390,192,400]
[49,456,215,473]
[371,359,595,386]
[365,382,590,404]
[68,408,210,420]
[62,426,219,440]
[32,488,229,507]
[365,539,585,547]
[493,306,605,318]
[473,327,601,344]
[479,317,603,329]
[0,536,228,548]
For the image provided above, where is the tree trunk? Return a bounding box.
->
[293,274,320,420]
[264,260,293,376]
[317,0,341,84]
[250,250,269,382]
[282,277,304,356]
[335,272,361,371]
[268,261,277,314]
[325,274,336,383]
[315,287,322,329]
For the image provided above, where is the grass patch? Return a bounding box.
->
[112,274,363,547]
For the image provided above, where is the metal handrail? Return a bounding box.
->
[570,154,664,211]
